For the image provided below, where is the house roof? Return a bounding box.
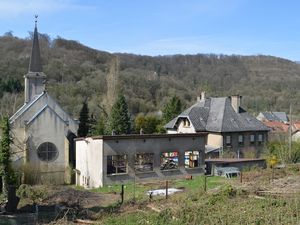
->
[263,121,289,133]
[260,112,289,123]
[165,97,269,133]
[292,121,300,132]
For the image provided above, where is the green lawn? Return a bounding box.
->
[91,175,225,203]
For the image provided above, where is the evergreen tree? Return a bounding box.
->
[0,117,16,192]
[109,95,131,134]
[162,96,182,123]
[77,101,90,137]
[90,114,106,135]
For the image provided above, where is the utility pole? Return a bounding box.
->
[289,103,292,162]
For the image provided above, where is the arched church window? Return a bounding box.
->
[37,142,59,162]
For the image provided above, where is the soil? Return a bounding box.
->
[43,186,119,209]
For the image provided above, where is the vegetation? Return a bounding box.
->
[0,117,17,192]
[108,95,131,134]
[134,114,162,134]
[77,101,90,137]
[162,96,183,123]
[2,33,300,121]
[266,140,300,164]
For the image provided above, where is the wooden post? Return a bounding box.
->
[240,172,243,183]
[166,180,168,199]
[272,167,275,182]
[204,175,207,192]
[121,184,124,204]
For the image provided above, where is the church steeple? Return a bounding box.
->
[24,16,46,103]
[29,16,43,72]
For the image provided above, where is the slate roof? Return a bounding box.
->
[29,23,42,72]
[165,97,269,133]
[260,112,289,123]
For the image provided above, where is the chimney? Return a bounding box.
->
[230,95,242,113]
[197,91,206,102]
[201,91,206,100]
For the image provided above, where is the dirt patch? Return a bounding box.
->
[43,187,119,209]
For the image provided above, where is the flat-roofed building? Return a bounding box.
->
[75,133,207,188]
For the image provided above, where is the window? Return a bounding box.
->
[250,134,255,144]
[37,142,58,162]
[238,135,244,145]
[226,135,231,146]
[183,119,190,127]
[258,134,263,144]
[135,153,154,173]
[161,151,179,170]
[185,151,200,168]
[107,155,127,175]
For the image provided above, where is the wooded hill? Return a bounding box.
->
[1,32,300,119]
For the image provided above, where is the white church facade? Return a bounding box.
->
[9,22,78,184]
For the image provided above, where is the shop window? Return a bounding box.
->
[185,151,200,168]
[238,135,244,145]
[135,153,154,173]
[225,135,231,146]
[250,134,255,144]
[107,155,127,175]
[160,151,179,170]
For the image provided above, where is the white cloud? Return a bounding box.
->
[0,0,91,18]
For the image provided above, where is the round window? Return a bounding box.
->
[37,142,58,162]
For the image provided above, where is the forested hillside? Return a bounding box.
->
[1,32,300,119]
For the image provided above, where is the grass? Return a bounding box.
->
[91,175,225,203]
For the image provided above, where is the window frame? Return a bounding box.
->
[37,142,59,162]
[250,134,255,144]
[225,135,231,146]
[134,153,154,173]
[238,134,244,146]
[107,154,128,176]
[184,151,200,168]
[160,151,179,171]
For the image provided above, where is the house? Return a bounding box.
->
[165,93,269,158]
[257,111,289,124]
[292,121,300,141]
[263,121,289,142]
[75,133,207,188]
[9,21,78,184]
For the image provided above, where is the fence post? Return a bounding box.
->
[121,184,124,204]
[240,172,243,183]
[204,175,207,192]
[166,180,168,199]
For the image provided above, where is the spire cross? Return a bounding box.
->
[35,15,38,26]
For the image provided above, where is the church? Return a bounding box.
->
[9,21,78,184]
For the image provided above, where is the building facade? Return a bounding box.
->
[75,133,207,188]
[9,22,78,184]
[165,93,269,158]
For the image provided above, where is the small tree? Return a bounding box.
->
[134,114,162,134]
[77,101,90,137]
[90,114,106,135]
[108,95,131,134]
[0,117,16,192]
[162,96,182,123]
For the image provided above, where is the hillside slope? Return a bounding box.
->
[0,33,300,118]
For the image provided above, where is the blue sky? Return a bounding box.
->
[0,0,300,61]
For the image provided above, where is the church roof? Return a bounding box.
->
[29,21,42,72]
[165,97,269,133]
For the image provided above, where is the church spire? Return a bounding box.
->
[29,15,42,72]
